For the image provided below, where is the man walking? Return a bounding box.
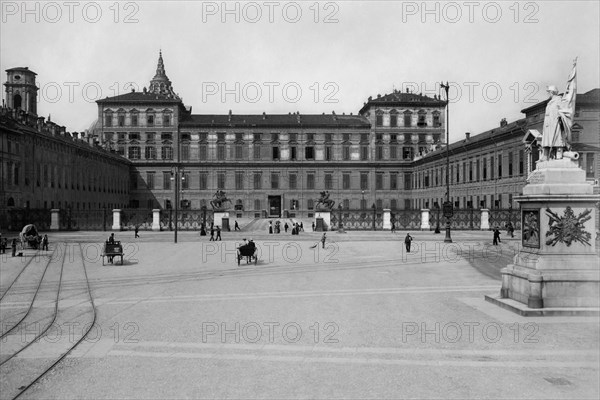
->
[134,226,140,238]
[42,234,49,251]
[216,226,222,241]
[404,233,413,253]
[209,225,215,241]
[493,228,501,245]
[235,220,240,231]
[321,233,327,249]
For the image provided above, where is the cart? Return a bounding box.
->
[237,245,257,265]
[19,224,41,249]
[102,241,124,265]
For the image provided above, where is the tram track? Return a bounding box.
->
[0,243,97,400]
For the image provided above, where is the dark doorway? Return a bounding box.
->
[14,94,22,109]
[268,195,281,217]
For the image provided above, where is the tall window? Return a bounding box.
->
[519,150,524,175]
[418,111,427,127]
[361,145,369,160]
[236,171,244,190]
[390,111,398,127]
[432,111,441,127]
[325,173,333,190]
[104,111,112,127]
[181,172,189,190]
[199,144,207,160]
[376,145,383,160]
[289,173,297,189]
[271,173,279,189]
[147,114,154,126]
[131,112,138,126]
[217,172,226,188]
[403,147,413,160]
[181,144,190,161]
[272,146,280,160]
[253,145,261,159]
[403,111,412,127]
[235,144,243,159]
[128,146,140,160]
[469,161,473,181]
[483,157,487,180]
[253,172,262,189]
[490,156,495,179]
[360,172,368,190]
[163,114,171,126]
[291,146,297,160]
[325,146,332,161]
[305,146,314,160]
[199,172,208,190]
[162,146,173,160]
[118,113,125,127]
[390,145,397,159]
[508,152,513,176]
[254,199,261,210]
[144,146,156,160]
[343,174,350,190]
[586,153,595,178]
[376,173,383,190]
[163,172,171,190]
[375,111,383,127]
[146,172,155,189]
[343,145,351,160]
[307,173,315,190]
[217,144,226,160]
[498,154,502,178]
[390,173,397,190]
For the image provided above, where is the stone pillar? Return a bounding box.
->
[383,209,391,230]
[420,209,430,231]
[50,209,60,231]
[314,211,331,231]
[214,212,229,229]
[480,209,490,230]
[152,209,161,231]
[112,209,122,231]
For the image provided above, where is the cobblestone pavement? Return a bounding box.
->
[0,231,598,399]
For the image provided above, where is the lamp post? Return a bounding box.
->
[440,81,453,243]
[337,203,345,233]
[361,190,365,208]
[170,166,185,243]
[372,203,376,231]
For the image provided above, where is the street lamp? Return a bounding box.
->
[337,203,345,233]
[440,81,453,243]
[371,203,376,231]
[361,190,365,209]
[170,166,185,243]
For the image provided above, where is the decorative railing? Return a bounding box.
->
[0,208,51,231]
[59,208,109,231]
[489,208,521,230]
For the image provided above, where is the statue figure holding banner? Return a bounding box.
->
[541,58,577,161]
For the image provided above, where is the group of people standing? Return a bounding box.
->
[0,233,49,257]
[269,220,303,235]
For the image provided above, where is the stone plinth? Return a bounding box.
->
[152,209,161,231]
[50,209,60,231]
[489,159,600,314]
[420,209,430,230]
[383,209,391,230]
[111,209,122,231]
[480,209,490,230]
[314,212,331,231]
[213,212,229,229]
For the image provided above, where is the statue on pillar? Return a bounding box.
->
[315,190,335,210]
[540,58,577,161]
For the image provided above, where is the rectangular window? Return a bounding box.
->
[404,113,411,127]
[199,144,207,160]
[403,147,413,160]
[181,145,190,161]
[271,173,279,189]
[404,172,411,190]
[476,159,480,181]
[390,172,397,190]
[376,173,383,190]
[235,145,243,159]
[376,114,383,126]
[199,172,208,190]
[508,152,513,176]
[469,161,473,181]
[131,114,138,126]
[291,146,297,160]
[498,154,502,178]
[376,146,383,160]
[325,146,332,161]
[289,133,297,142]
[105,114,112,126]
[217,144,226,160]
[163,172,171,190]
[360,133,369,143]
[289,173,297,190]
[360,172,368,190]
[483,157,487,180]
[361,145,369,160]
[235,171,244,190]
[272,146,279,160]
[118,115,125,127]
[587,153,595,178]
[217,172,226,188]
[161,146,173,160]
[343,174,350,190]
[217,132,226,142]
[253,145,261,160]
[519,150,524,175]
[253,172,262,190]
[147,115,154,126]
[390,114,397,127]
[490,156,495,179]
[307,173,315,190]
[128,132,140,140]
[128,146,140,160]
[305,146,314,160]
[181,172,189,190]
[146,172,155,190]
[161,133,172,141]
[325,173,333,190]
[390,145,397,159]
[163,115,171,126]
[343,145,350,161]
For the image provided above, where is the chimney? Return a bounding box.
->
[500,118,507,127]
[465,132,470,140]
[228,109,232,122]
[262,112,266,120]
[73,132,79,139]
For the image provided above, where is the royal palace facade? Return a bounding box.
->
[2,54,599,229]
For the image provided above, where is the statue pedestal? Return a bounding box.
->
[213,212,229,230]
[314,211,331,231]
[486,159,600,315]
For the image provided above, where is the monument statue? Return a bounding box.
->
[315,190,335,210]
[210,189,231,210]
[540,58,577,161]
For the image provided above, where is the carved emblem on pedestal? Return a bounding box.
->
[522,210,540,248]
[545,206,592,246]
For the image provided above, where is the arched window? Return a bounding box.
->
[7,197,15,207]
[13,94,22,109]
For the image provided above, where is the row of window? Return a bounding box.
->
[134,171,405,191]
[413,193,515,210]
[104,109,172,127]
[414,150,526,189]
[375,109,441,128]
[122,144,425,161]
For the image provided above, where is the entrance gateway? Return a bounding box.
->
[268,195,281,218]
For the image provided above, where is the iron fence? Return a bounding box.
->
[0,208,51,231]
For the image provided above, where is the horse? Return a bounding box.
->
[210,197,232,210]
[315,198,335,210]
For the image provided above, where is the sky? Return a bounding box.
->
[1,0,599,143]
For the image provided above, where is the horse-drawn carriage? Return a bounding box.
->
[101,240,124,265]
[237,241,257,265]
[19,224,41,249]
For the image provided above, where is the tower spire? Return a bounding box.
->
[148,50,178,98]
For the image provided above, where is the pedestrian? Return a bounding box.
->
[391,221,396,233]
[284,222,289,233]
[134,226,140,238]
[209,225,215,241]
[404,233,413,253]
[235,220,240,231]
[0,234,4,254]
[506,222,514,238]
[321,233,327,249]
[11,238,17,257]
[108,233,115,244]
[269,221,273,234]
[300,222,304,232]
[493,228,501,245]
[216,225,222,241]
[42,234,49,251]
[312,222,315,231]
